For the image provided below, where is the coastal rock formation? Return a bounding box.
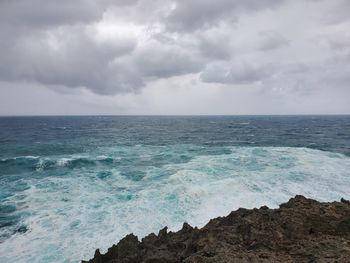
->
[83,195,350,263]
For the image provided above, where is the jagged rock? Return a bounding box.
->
[83,195,350,263]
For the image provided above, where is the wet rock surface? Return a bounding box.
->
[83,195,350,263]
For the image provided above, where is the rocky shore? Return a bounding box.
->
[83,195,350,263]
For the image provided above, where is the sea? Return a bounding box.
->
[0,115,350,262]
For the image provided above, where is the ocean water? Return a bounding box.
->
[0,116,350,262]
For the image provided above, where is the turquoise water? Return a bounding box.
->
[0,116,350,262]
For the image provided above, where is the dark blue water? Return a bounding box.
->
[0,116,350,262]
[1,115,349,158]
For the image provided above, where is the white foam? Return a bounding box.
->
[0,146,350,263]
[56,158,72,167]
[1,156,39,161]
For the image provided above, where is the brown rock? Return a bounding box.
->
[83,195,350,263]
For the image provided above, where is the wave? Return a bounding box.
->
[0,146,347,177]
[0,146,350,262]
[0,155,118,175]
[0,147,196,176]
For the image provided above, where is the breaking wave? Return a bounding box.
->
[0,146,350,262]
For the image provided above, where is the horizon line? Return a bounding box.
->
[1,114,350,117]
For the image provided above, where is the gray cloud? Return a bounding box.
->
[257,31,289,50]
[0,0,349,109]
[0,0,106,29]
[197,30,233,60]
[0,26,138,95]
[165,0,285,32]
[324,34,350,53]
[134,46,203,78]
[321,0,350,24]
[200,62,274,84]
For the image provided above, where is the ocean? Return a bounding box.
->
[0,116,350,262]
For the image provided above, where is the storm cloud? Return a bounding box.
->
[165,0,285,32]
[0,0,349,114]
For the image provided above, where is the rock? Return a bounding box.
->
[83,195,350,263]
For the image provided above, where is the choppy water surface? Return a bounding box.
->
[0,116,350,262]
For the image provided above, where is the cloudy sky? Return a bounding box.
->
[0,0,349,115]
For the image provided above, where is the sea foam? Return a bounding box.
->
[0,146,350,263]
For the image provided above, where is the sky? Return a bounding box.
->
[0,0,349,115]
